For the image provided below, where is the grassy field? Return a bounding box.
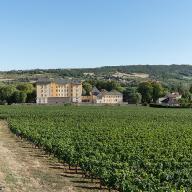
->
[0,105,192,191]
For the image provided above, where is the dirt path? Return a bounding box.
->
[0,121,104,192]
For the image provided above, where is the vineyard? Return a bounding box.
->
[0,105,192,191]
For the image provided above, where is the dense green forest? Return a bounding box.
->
[1,64,192,82]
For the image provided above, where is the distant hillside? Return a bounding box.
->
[1,65,192,84]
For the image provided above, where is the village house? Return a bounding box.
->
[36,78,82,104]
[82,87,123,104]
[156,92,182,106]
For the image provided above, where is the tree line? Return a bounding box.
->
[1,80,192,105]
[83,80,192,105]
[4,65,192,80]
[0,83,36,105]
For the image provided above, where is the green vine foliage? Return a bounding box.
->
[0,105,192,191]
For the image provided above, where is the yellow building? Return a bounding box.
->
[36,79,82,104]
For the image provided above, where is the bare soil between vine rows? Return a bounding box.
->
[0,120,109,192]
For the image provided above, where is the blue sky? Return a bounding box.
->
[0,0,192,71]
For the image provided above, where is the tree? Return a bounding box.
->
[137,81,165,103]
[189,85,192,94]
[151,82,164,102]
[82,82,92,96]
[11,91,27,103]
[123,87,134,102]
[11,91,21,103]
[182,91,192,103]
[16,83,34,94]
[0,85,16,104]
[105,81,118,91]
[138,82,153,103]
[82,88,87,96]
[16,83,36,103]
[132,92,142,105]
[116,85,125,93]
[94,80,123,92]
[95,80,106,91]
[123,87,142,104]
[26,89,36,103]
[19,92,27,103]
